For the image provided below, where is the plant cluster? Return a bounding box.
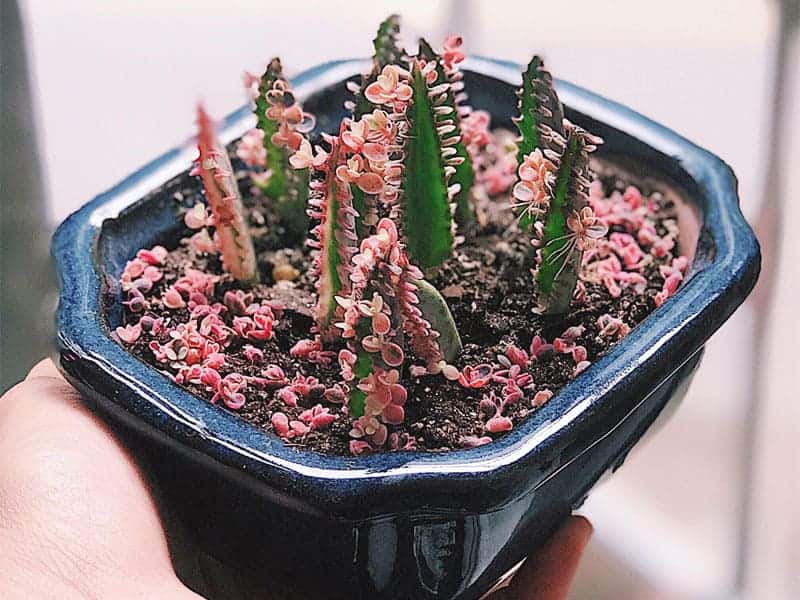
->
[115,16,689,454]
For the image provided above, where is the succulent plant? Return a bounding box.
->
[512,56,605,314]
[117,16,686,457]
[350,14,403,120]
[253,58,314,241]
[417,38,475,225]
[194,104,259,283]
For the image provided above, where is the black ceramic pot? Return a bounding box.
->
[52,57,760,600]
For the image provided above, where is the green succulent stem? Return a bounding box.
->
[417,38,475,225]
[401,62,456,271]
[254,57,309,241]
[515,56,564,232]
[348,348,373,417]
[535,129,591,314]
[353,15,403,119]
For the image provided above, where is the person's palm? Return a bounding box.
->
[0,361,591,599]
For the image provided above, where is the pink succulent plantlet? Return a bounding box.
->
[322,385,345,405]
[271,412,310,439]
[336,154,385,194]
[479,390,517,434]
[529,335,553,360]
[115,323,142,344]
[388,431,417,452]
[512,149,553,222]
[505,344,530,369]
[338,348,358,381]
[209,373,248,409]
[290,337,335,366]
[236,128,267,167]
[364,65,412,109]
[243,344,264,363]
[486,415,513,434]
[289,139,328,170]
[137,246,168,265]
[573,360,591,378]
[597,314,630,339]
[359,368,407,425]
[532,389,553,408]
[190,229,217,254]
[276,386,299,407]
[457,363,493,388]
[349,414,389,448]
[441,35,465,70]
[349,440,373,455]
[460,435,493,448]
[572,345,588,364]
[163,287,186,310]
[195,104,259,282]
[299,404,337,430]
[567,206,608,251]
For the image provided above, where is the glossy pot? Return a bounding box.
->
[52,57,760,599]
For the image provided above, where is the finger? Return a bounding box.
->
[504,516,593,600]
[25,358,64,382]
[0,373,199,599]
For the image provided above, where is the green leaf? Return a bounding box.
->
[413,279,462,362]
[535,129,591,314]
[402,63,455,270]
[417,38,475,225]
[515,56,564,166]
[255,58,290,199]
[253,58,310,240]
[315,145,345,330]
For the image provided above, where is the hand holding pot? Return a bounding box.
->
[0,360,591,600]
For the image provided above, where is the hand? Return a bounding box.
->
[0,360,590,600]
[488,516,592,599]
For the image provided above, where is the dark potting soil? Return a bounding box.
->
[116,139,687,456]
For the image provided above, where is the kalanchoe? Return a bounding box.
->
[512,56,607,314]
[195,104,259,282]
[513,56,564,210]
[334,218,457,427]
[349,14,404,120]
[417,37,475,225]
[252,57,314,240]
[113,21,692,458]
[534,125,604,313]
[303,134,357,337]
[398,59,461,270]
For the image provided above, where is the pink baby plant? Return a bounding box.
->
[298,404,337,430]
[480,391,514,434]
[271,412,310,440]
[532,389,554,408]
[250,57,314,240]
[349,415,388,450]
[194,104,259,282]
[388,431,417,452]
[597,314,630,339]
[115,322,142,344]
[457,364,493,389]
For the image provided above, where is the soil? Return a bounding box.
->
[116,137,685,456]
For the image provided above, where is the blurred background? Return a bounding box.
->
[1,0,797,598]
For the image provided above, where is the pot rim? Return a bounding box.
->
[52,57,760,513]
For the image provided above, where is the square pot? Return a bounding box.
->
[52,57,760,599]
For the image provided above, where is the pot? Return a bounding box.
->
[52,57,760,599]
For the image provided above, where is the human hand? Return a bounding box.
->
[0,360,590,600]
